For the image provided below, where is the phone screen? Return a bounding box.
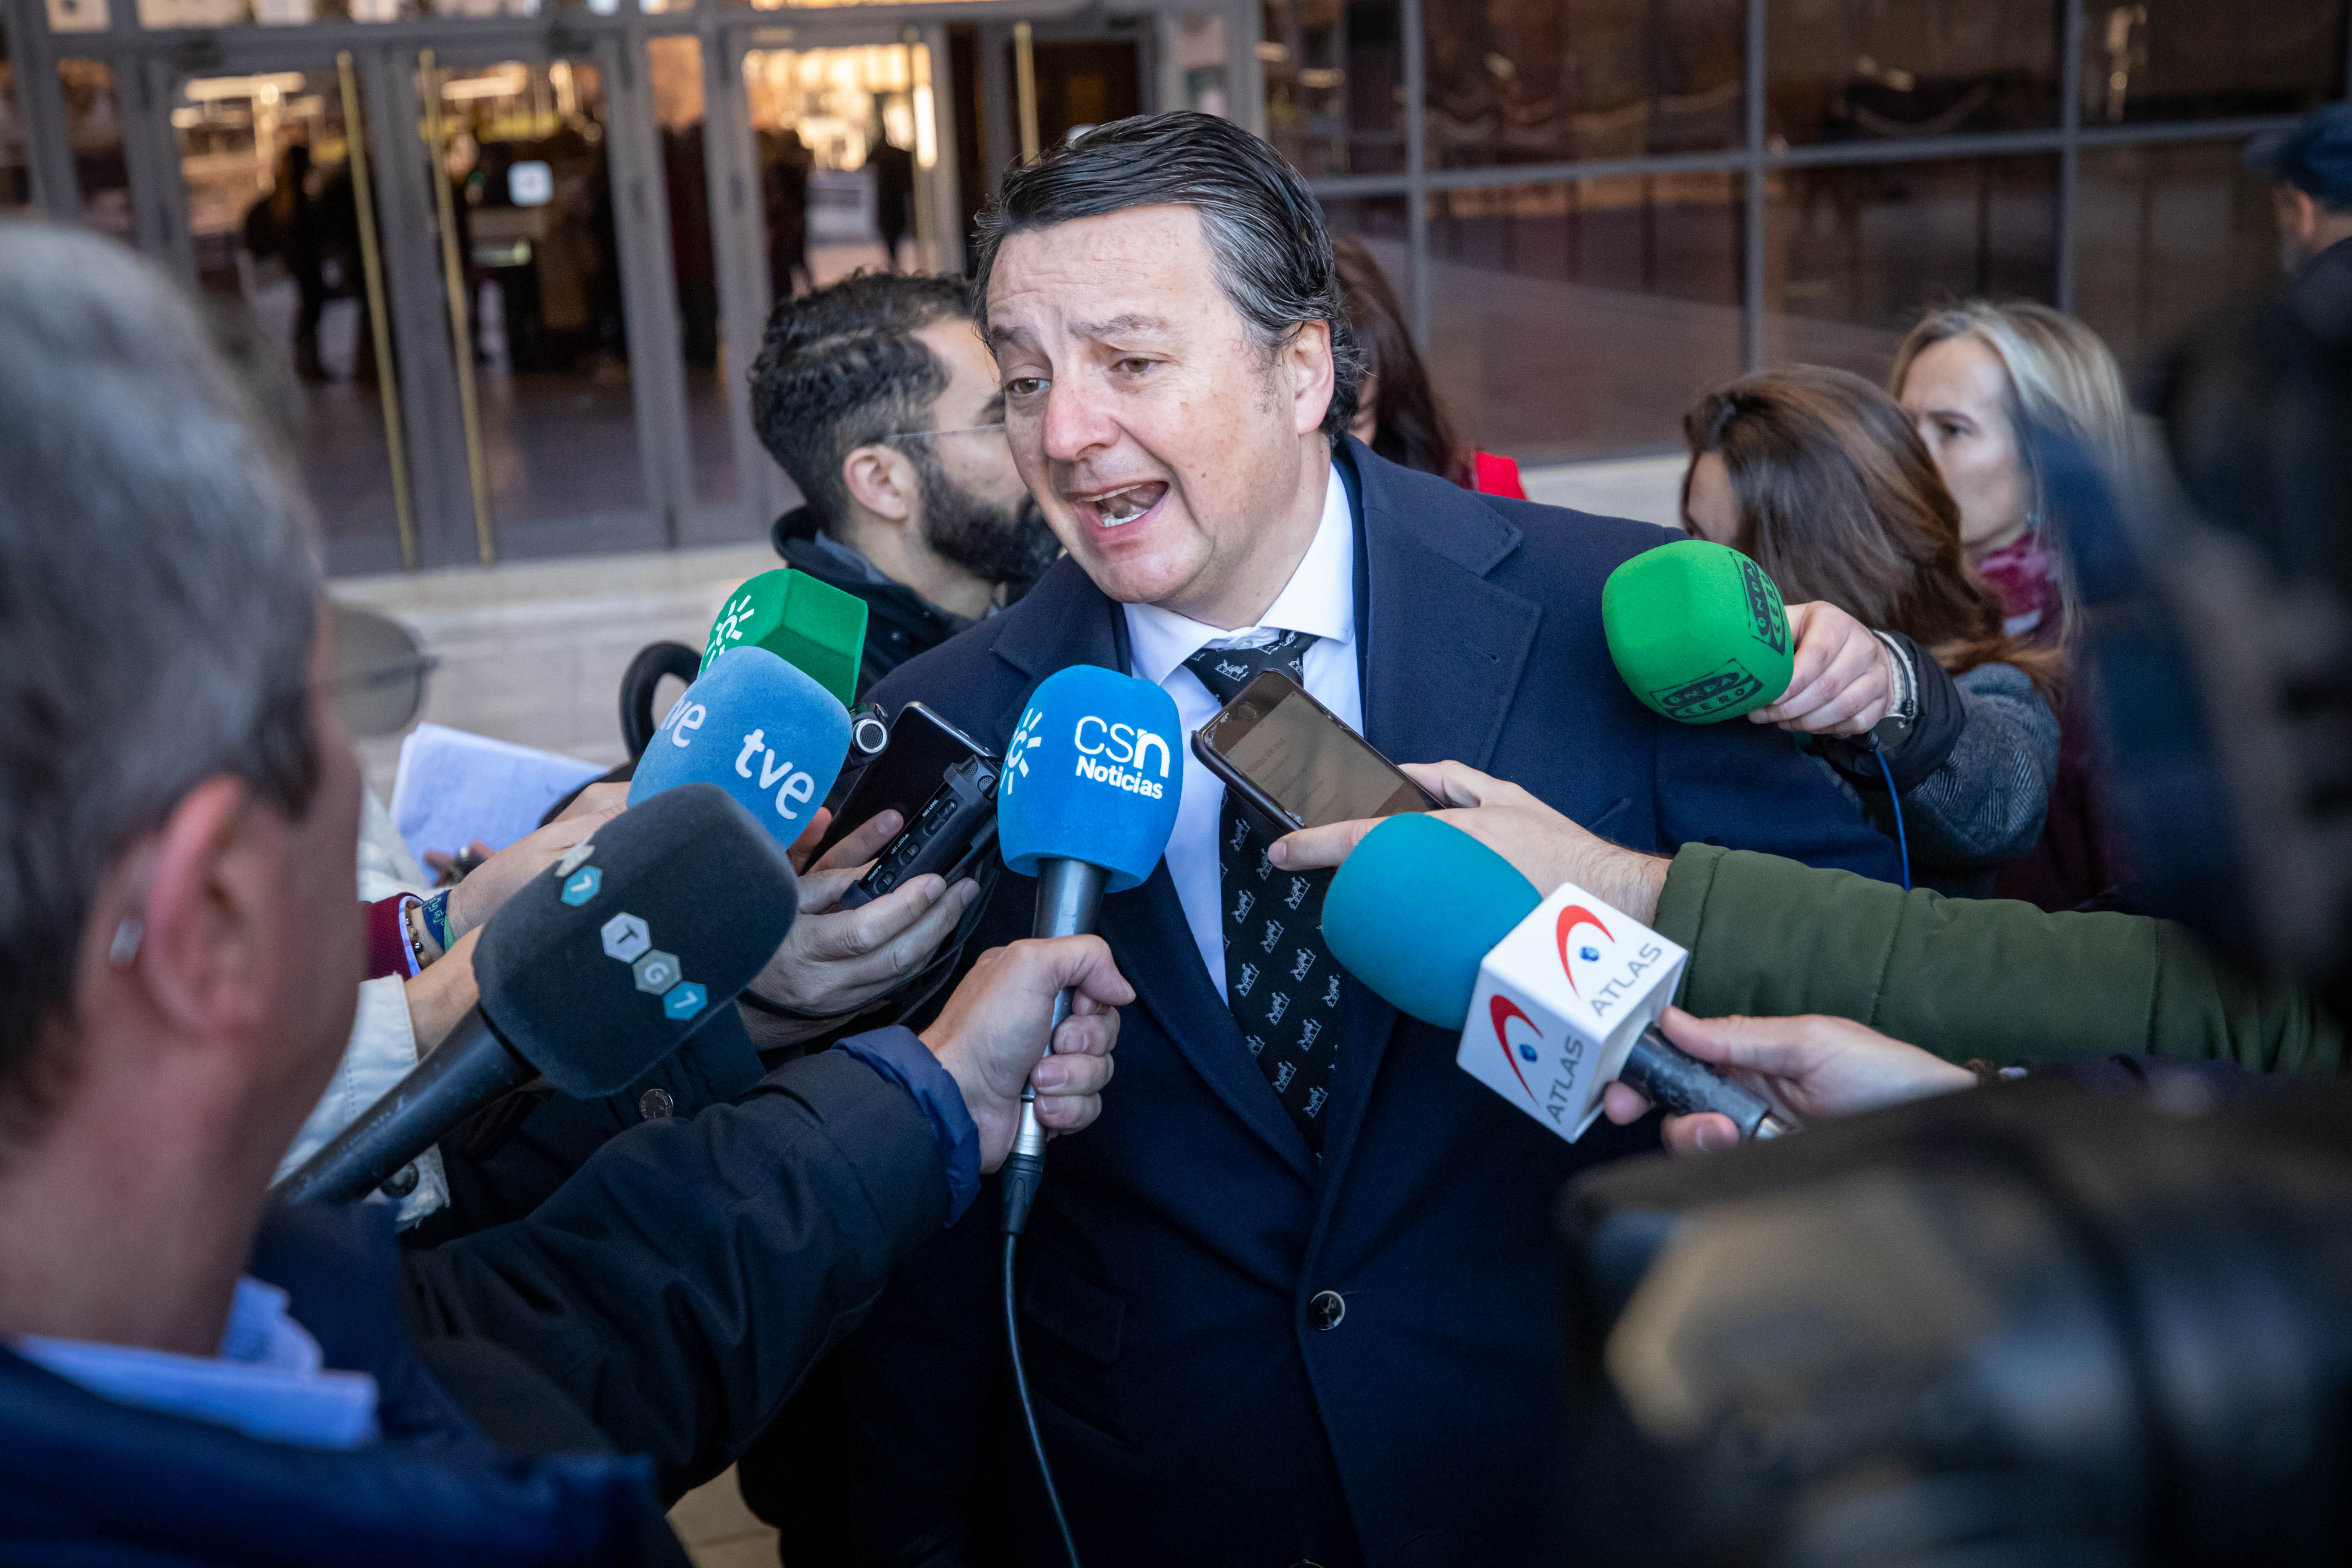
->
[1220,687,1430,828]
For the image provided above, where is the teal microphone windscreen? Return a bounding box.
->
[997,665,1183,892]
[1321,813,1541,1028]
[475,783,798,1098]
[628,646,851,845]
[1601,538,1795,723]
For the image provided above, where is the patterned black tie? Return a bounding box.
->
[1183,631,1346,1151]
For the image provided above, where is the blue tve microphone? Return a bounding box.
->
[275,784,798,1206]
[627,646,852,847]
[1322,814,1785,1138]
[996,663,1183,1229]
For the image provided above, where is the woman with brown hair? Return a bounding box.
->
[1331,235,1527,497]
[1681,364,2061,895]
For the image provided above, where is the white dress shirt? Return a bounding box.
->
[1124,466,1359,999]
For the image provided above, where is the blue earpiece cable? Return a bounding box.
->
[1874,748,1911,893]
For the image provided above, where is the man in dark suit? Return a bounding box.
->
[829,112,1901,1567]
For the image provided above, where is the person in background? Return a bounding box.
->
[763,128,814,301]
[751,272,1061,695]
[1892,300,2136,910]
[1331,233,1528,498]
[2253,101,2352,281]
[869,106,916,274]
[2153,102,2352,633]
[1684,365,2063,896]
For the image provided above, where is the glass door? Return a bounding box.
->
[414,51,666,560]
[167,60,411,573]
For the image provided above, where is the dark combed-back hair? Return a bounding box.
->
[1683,365,2065,698]
[970,111,1365,440]
[1332,233,1467,481]
[749,272,972,527]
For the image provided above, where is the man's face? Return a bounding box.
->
[908,318,1059,587]
[986,205,1333,620]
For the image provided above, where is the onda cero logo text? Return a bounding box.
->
[1072,714,1170,800]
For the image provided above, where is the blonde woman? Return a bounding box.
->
[1892,302,2134,907]
[1892,301,2134,640]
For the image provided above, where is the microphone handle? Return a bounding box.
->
[271,1009,535,1206]
[1002,858,1110,1234]
[1620,1024,1793,1142]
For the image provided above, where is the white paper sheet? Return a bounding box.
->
[388,723,606,867]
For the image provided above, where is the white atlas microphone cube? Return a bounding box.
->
[1458,880,1690,1141]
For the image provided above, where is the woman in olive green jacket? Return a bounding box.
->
[1270,760,2341,1078]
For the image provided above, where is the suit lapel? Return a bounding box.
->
[1316,444,1545,1188]
[987,559,1318,1182]
[1350,442,1543,775]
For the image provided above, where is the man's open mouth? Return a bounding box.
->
[1075,481,1169,529]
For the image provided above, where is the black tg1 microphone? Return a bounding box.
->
[275,783,798,1207]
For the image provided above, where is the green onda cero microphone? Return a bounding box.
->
[1600,538,1796,723]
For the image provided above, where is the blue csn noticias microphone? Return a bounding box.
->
[1321,813,1785,1138]
[996,663,1181,1229]
[628,645,852,846]
[993,663,1182,1568]
[274,784,798,1206]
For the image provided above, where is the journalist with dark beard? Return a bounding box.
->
[754,271,1059,696]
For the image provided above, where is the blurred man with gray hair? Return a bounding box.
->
[0,220,1129,1559]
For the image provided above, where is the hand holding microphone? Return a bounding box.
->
[1602,537,1895,737]
[628,645,976,1033]
[1602,1007,1975,1153]
[1271,758,1670,921]
[994,663,1184,1233]
[920,936,1131,1168]
[1318,812,1789,1143]
[276,783,799,1206]
[1746,601,1899,737]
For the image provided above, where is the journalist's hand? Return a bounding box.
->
[1600,1006,1974,1154]
[920,937,1132,1169]
[1267,760,1670,922]
[1749,601,1895,737]
[741,808,981,1045]
[443,800,625,939]
[402,927,482,1051]
[553,780,630,823]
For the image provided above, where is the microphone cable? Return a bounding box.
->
[1003,1089,1083,1568]
[1873,747,1912,893]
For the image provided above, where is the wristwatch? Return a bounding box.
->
[1867,629,1917,752]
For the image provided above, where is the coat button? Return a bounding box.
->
[378,1162,419,1199]
[1307,1290,1345,1331]
[638,1086,675,1121]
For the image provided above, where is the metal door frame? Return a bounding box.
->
[7,0,1256,567]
